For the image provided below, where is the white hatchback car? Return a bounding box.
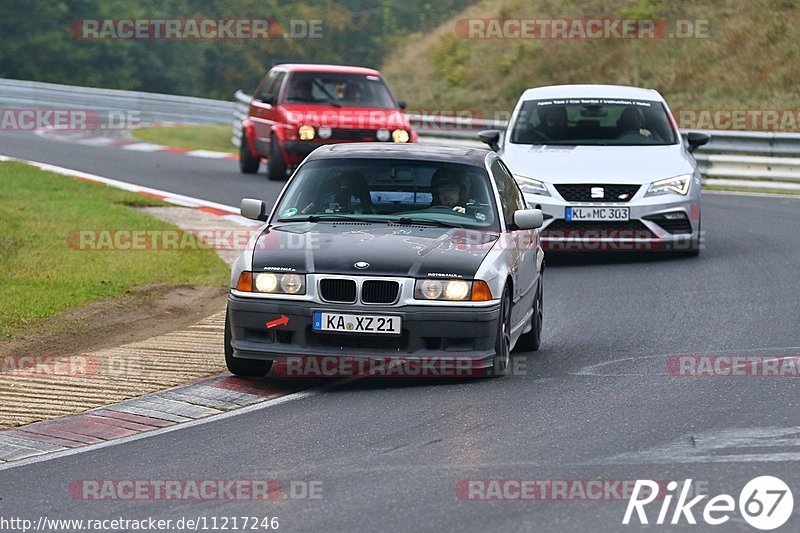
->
[479,84,709,254]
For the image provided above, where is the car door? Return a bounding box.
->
[249,69,286,153]
[491,159,538,331]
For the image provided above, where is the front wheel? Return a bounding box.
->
[488,288,512,378]
[239,130,260,174]
[225,312,272,377]
[267,135,287,181]
[515,278,543,352]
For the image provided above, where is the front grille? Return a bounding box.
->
[329,129,376,141]
[555,184,640,203]
[643,214,693,234]
[319,278,357,303]
[544,219,656,238]
[361,280,400,304]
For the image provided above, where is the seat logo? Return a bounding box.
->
[591,187,605,199]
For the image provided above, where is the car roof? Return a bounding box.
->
[305,143,492,166]
[519,84,666,102]
[275,64,382,76]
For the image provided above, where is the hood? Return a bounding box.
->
[501,143,695,184]
[280,105,410,130]
[251,223,498,278]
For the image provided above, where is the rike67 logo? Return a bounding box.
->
[623,477,793,530]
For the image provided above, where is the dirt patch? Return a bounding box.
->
[0,284,227,358]
[0,285,230,429]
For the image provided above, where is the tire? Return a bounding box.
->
[225,311,272,377]
[267,135,287,181]
[488,287,512,378]
[515,277,543,352]
[239,129,260,174]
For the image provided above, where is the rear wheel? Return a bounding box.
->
[239,129,260,174]
[515,278,543,352]
[225,311,272,377]
[267,135,287,181]
[488,288,512,378]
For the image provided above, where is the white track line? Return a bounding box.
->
[0,154,239,213]
[0,384,337,472]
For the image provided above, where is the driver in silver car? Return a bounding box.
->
[431,168,470,213]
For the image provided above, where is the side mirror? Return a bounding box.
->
[254,94,274,106]
[513,209,544,230]
[397,100,407,110]
[478,129,501,152]
[686,132,710,153]
[241,198,268,221]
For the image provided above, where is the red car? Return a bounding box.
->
[240,64,418,179]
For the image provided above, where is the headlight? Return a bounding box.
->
[279,274,304,294]
[414,279,492,302]
[392,129,410,143]
[645,174,692,197]
[513,175,551,197]
[377,128,391,142]
[254,272,278,292]
[239,272,306,295]
[317,125,332,139]
[298,125,315,141]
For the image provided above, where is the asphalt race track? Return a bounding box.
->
[2,129,800,531]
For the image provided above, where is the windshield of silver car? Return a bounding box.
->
[273,158,501,230]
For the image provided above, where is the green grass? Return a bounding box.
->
[383,0,800,120]
[0,162,229,339]
[132,124,236,153]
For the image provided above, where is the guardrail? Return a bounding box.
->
[231,90,800,185]
[2,78,796,187]
[0,78,233,124]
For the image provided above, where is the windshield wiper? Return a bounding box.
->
[394,217,463,228]
[278,214,374,223]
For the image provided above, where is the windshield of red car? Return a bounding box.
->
[283,72,397,109]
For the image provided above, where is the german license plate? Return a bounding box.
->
[565,206,629,221]
[312,312,401,335]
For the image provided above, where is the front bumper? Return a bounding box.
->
[525,191,701,252]
[282,138,412,165]
[227,294,500,367]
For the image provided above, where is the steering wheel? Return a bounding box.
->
[428,205,473,217]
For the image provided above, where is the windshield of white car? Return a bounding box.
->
[509,98,679,146]
[283,73,397,109]
[274,158,500,231]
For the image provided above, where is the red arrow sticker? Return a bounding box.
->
[266,315,289,329]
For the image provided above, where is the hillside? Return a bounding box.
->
[382,0,800,126]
